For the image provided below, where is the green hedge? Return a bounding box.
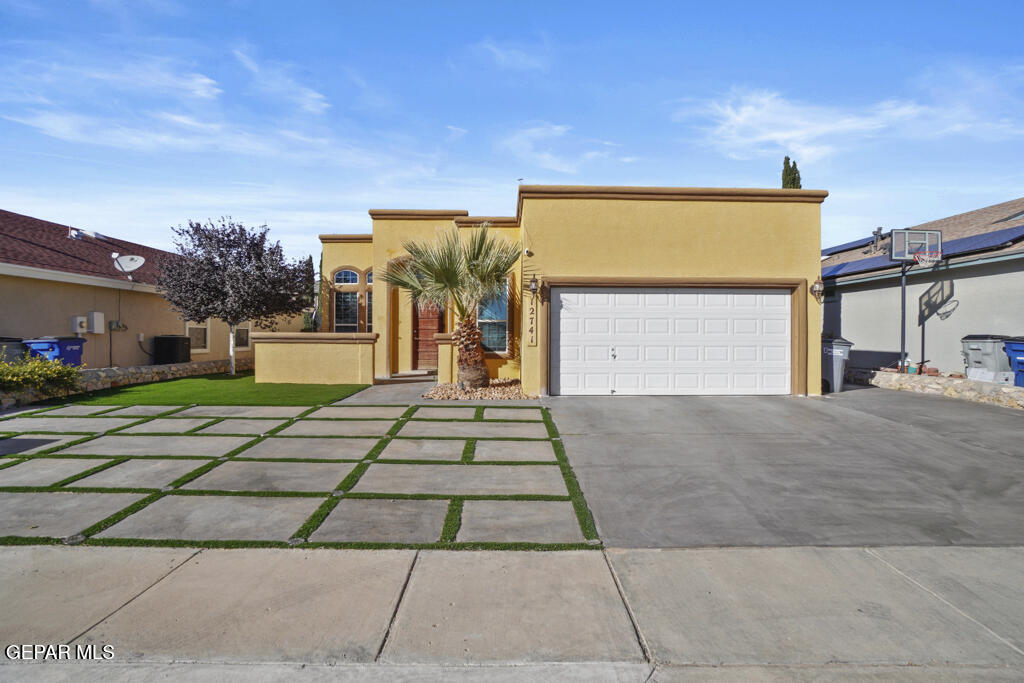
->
[0,349,81,392]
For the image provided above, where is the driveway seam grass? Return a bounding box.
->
[440,498,463,542]
[0,402,601,549]
[542,407,599,540]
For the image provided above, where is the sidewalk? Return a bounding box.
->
[2,545,1023,680]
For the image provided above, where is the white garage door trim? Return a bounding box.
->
[551,286,792,396]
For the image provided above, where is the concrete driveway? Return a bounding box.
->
[548,387,1024,548]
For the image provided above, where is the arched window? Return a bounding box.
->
[366,270,373,284]
[334,270,358,285]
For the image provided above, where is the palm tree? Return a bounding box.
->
[381,225,520,389]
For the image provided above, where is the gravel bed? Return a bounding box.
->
[422,379,533,401]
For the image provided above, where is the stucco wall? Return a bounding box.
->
[0,274,302,369]
[826,258,1024,373]
[517,195,824,396]
[253,333,376,384]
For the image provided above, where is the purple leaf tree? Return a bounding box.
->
[157,217,314,375]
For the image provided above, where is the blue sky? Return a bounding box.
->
[2,1,1022,261]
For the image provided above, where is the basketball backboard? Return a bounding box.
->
[890,229,941,262]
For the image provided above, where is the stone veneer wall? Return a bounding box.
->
[0,358,255,409]
[846,367,1024,411]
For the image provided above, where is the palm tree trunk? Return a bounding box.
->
[454,317,489,389]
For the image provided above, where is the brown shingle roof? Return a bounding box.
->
[0,209,174,286]
[823,196,1024,271]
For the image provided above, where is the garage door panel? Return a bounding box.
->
[551,286,791,396]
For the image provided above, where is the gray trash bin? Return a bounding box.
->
[0,337,27,362]
[822,336,853,393]
[960,334,1013,384]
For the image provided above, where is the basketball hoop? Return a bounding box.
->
[913,251,941,268]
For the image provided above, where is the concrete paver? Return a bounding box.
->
[241,437,378,460]
[95,495,322,541]
[0,434,83,455]
[73,458,210,489]
[33,405,112,417]
[279,420,393,437]
[457,501,584,543]
[649,664,1023,681]
[352,463,568,496]
[413,407,477,419]
[309,406,408,419]
[100,405,186,417]
[380,439,466,461]
[175,406,308,418]
[607,547,1024,666]
[119,418,212,434]
[484,408,543,420]
[0,457,110,486]
[0,417,136,433]
[0,546,196,644]
[62,435,252,457]
[196,418,286,435]
[381,550,643,663]
[399,421,549,439]
[870,547,1024,652]
[310,498,449,543]
[473,440,557,462]
[182,460,356,492]
[78,549,416,663]
[0,491,144,537]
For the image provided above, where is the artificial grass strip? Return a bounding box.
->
[167,489,327,498]
[166,460,222,488]
[84,537,291,549]
[373,458,559,467]
[70,372,368,406]
[335,462,371,492]
[0,536,64,546]
[0,458,26,472]
[542,408,599,540]
[52,458,128,487]
[343,492,571,502]
[474,406,485,421]
[440,498,463,542]
[103,417,157,434]
[79,492,165,538]
[293,495,341,539]
[461,439,476,463]
[184,418,225,434]
[0,485,159,494]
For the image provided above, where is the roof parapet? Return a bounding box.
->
[319,234,373,243]
[368,209,468,220]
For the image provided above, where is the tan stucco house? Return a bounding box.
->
[0,209,297,369]
[258,185,828,396]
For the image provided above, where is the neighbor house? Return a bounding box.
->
[822,197,1024,374]
[0,209,300,369]
[257,185,828,396]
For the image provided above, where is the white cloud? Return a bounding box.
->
[499,123,578,173]
[445,125,467,141]
[0,58,221,101]
[233,47,329,114]
[678,89,924,162]
[476,39,548,71]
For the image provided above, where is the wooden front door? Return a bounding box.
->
[413,305,444,370]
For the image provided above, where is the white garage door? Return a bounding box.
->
[551,287,791,395]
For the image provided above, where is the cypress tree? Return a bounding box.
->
[791,160,802,189]
[782,156,792,188]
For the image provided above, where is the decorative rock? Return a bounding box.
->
[846,369,1024,411]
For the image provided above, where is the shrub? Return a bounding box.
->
[0,348,82,393]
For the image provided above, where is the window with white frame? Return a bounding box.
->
[185,320,210,353]
[234,321,251,350]
[335,269,359,285]
[478,284,509,353]
[366,291,373,333]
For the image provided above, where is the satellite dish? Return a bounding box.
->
[113,254,145,281]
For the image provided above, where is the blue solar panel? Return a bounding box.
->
[822,224,1024,280]
[821,235,875,256]
[943,224,1024,257]
[821,254,893,279]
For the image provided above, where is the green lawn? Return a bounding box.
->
[71,372,368,406]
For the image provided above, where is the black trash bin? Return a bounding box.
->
[822,336,854,393]
[153,335,191,365]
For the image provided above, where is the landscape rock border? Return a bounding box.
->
[847,367,1024,411]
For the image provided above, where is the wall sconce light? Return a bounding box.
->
[529,274,539,298]
[811,276,825,304]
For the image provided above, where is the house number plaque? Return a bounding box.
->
[527,301,537,346]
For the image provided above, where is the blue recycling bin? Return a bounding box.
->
[23,337,87,366]
[1004,338,1024,388]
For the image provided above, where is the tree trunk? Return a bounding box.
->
[228,323,236,376]
[454,317,488,389]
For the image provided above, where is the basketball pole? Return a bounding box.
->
[899,262,908,373]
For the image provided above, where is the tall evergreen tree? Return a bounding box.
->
[782,156,802,189]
